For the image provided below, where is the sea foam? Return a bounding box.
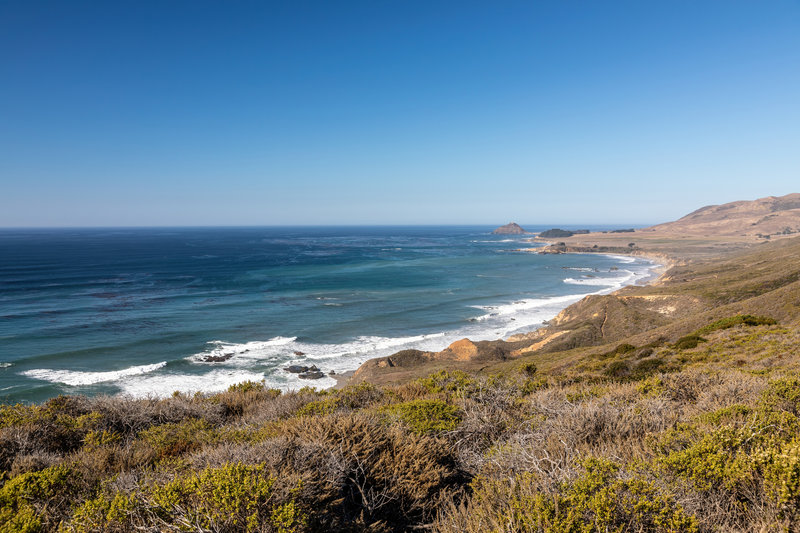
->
[22,361,167,386]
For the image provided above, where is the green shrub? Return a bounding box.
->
[138,418,216,459]
[637,376,665,397]
[147,462,305,532]
[227,380,268,393]
[296,397,341,417]
[632,358,665,378]
[760,376,800,415]
[521,376,549,395]
[602,343,637,358]
[697,404,753,425]
[518,362,537,376]
[380,399,461,434]
[697,315,778,334]
[458,458,697,532]
[604,360,629,378]
[68,491,136,533]
[416,370,476,395]
[673,334,706,350]
[0,465,80,532]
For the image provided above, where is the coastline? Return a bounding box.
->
[335,246,666,389]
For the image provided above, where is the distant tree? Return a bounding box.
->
[628,243,636,248]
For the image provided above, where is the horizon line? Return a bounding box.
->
[0,222,653,230]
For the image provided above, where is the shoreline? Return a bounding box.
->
[332,248,666,389]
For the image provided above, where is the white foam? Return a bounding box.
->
[117,369,267,398]
[563,277,618,286]
[607,255,637,264]
[178,259,658,392]
[0,362,11,369]
[22,361,167,386]
[189,332,448,368]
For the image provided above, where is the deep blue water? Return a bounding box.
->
[0,226,654,403]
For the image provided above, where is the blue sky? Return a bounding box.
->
[1,1,798,226]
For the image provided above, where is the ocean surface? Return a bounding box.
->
[0,227,656,403]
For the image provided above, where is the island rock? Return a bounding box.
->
[492,222,527,234]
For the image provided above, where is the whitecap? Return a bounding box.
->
[118,369,268,398]
[607,255,637,264]
[22,361,167,386]
[563,277,618,286]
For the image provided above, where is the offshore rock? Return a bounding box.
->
[285,364,319,374]
[492,222,527,234]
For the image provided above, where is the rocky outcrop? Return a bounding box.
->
[492,222,527,234]
[352,339,516,383]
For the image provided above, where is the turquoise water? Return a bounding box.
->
[0,226,654,403]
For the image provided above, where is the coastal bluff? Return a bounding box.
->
[492,222,527,234]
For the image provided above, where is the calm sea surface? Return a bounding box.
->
[0,226,654,403]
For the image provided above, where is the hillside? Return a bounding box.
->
[646,192,800,238]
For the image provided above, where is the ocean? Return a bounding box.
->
[0,226,655,403]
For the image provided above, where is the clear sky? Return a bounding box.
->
[1,1,799,227]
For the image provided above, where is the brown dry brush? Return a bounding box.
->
[3,359,800,532]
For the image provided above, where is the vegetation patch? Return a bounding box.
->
[697,314,778,334]
[416,369,477,396]
[601,343,637,358]
[673,334,707,350]
[380,399,461,434]
[448,458,697,532]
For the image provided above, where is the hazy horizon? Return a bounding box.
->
[2,2,798,227]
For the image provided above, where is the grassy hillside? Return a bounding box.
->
[3,237,800,532]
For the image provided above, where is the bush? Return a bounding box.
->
[380,399,461,435]
[673,334,706,350]
[602,343,637,358]
[697,315,778,334]
[280,412,460,529]
[138,417,216,459]
[632,358,665,378]
[438,458,697,532]
[0,465,81,532]
[416,370,477,396]
[604,360,629,378]
[518,362,537,376]
[150,462,306,532]
[760,376,800,415]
